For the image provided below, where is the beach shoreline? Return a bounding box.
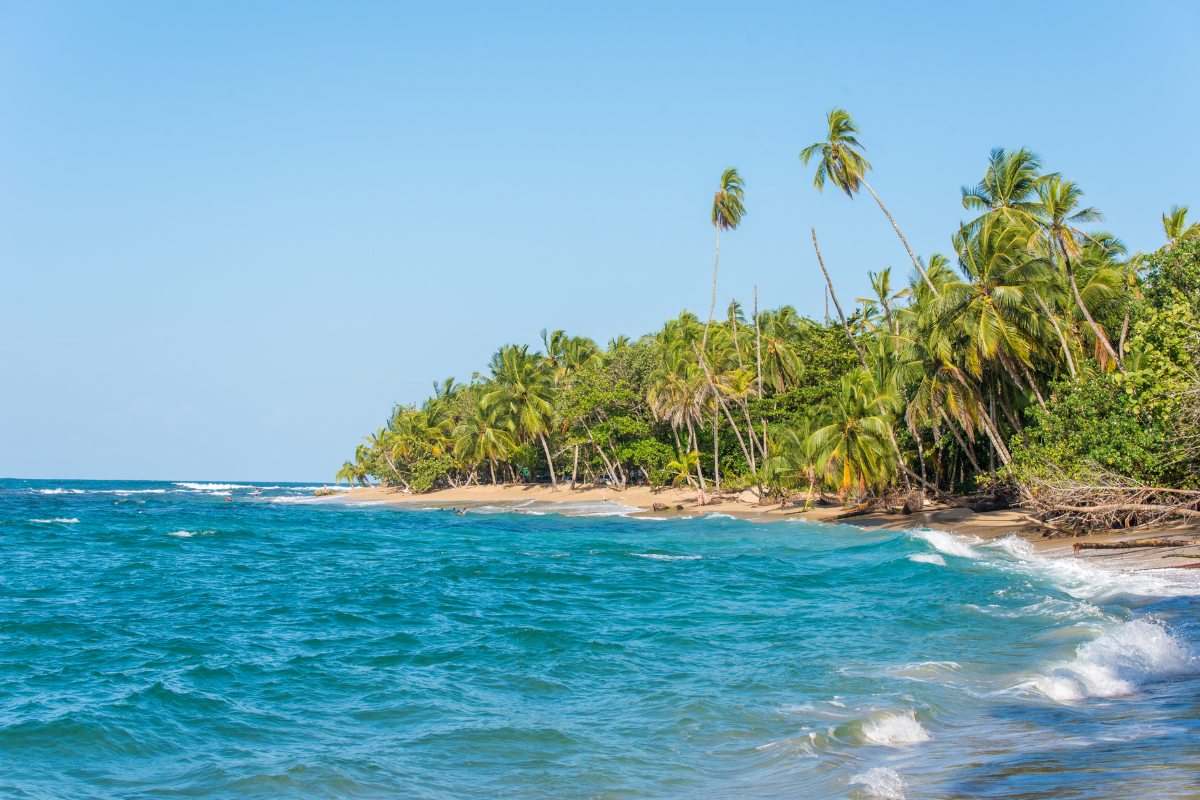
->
[336,483,1200,570]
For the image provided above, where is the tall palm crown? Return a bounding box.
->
[798,108,871,198]
[703,168,746,351]
[799,108,937,295]
[1163,205,1200,247]
[1029,176,1123,372]
[711,168,746,230]
[960,147,1051,234]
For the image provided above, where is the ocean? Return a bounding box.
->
[1,479,1197,799]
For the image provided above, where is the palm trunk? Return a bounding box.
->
[1032,289,1077,381]
[489,459,497,486]
[1018,361,1048,411]
[1119,309,1130,361]
[692,343,759,479]
[537,431,559,491]
[739,400,759,470]
[1061,245,1125,374]
[860,178,938,296]
[730,300,744,369]
[811,228,869,371]
[585,426,620,489]
[754,285,763,400]
[686,418,708,493]
[712,404,720,491]
[702,227,720,351]
[570,445,579,490]
[943,412,983,474]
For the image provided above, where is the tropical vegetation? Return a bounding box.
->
[339,109,1200,522]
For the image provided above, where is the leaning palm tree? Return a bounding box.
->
[1029,177,1124,373]
[1163,205,1200,248]
[703,168,746,350]
[799,108,937,295]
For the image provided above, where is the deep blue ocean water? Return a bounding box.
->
[1,479,1198,799]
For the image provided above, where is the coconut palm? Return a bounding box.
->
[1163,205,1200,248]
[667,450,701,488]
[454,400,516,485]
[960,147,1051,235]
[809,371,896,499]
[483,344,561,490]
[856,267,908,335]
[799,108,937,294]
[1029,177,1124,372]
[703,168,746,351]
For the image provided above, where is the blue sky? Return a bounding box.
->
[2,0,1197,481]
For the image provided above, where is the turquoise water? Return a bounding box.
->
[2,480,1198,799]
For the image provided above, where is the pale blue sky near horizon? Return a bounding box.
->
[2,0,1197,481]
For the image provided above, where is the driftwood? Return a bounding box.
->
[1015,463,1200,531]
[1073,539,1196,553]
[834,501,873,520]
[1018,514,1076,537]
[652,503,669,512]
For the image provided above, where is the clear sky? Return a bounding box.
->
[2,0,1197,481]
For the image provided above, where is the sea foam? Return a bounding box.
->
[907,553,945,566]
[1030,619,1198,702]
[861,712,930,744]
[908,529,981,559]
[851,767,907,798]
[29,518,79,524]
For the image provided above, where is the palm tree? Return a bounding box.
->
[703,168,746,350]
[961,147,1051,235]
[1163,205,1200,248]
[454,400,516,485]
[856,267,908,335]
[1029,177,1124,373]
[667,450,701,488]
[809,371,896,500]
[799,108,937,295]
[483,345,561,490]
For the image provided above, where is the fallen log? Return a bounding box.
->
[1018,514,1074,537]
[1054,503,1200,519]
[834,502,873,520]
[1073,539,1196,553]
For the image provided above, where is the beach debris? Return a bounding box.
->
[1010,462,1200,532]
[1073,539,1196,553]
[901,490,925,515]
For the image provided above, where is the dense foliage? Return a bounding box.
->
[339,112,1200,506]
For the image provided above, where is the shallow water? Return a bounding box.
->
[2,479,1198,799]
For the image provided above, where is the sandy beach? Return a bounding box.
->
[338,482,1200,571]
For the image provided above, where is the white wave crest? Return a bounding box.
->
[986,534,1200,601]
[29,518,80,524]
[908,529,981,558]
[34,488,85,494]
[633,553,703,561]
[703,512,736,520]
[1029,619,1198,702]
[851,767,907,799]
[861,712,931,744]
[174,483,251,491]
[94,489,168,494]
[167,530,216,538]
[907,553,946,566]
